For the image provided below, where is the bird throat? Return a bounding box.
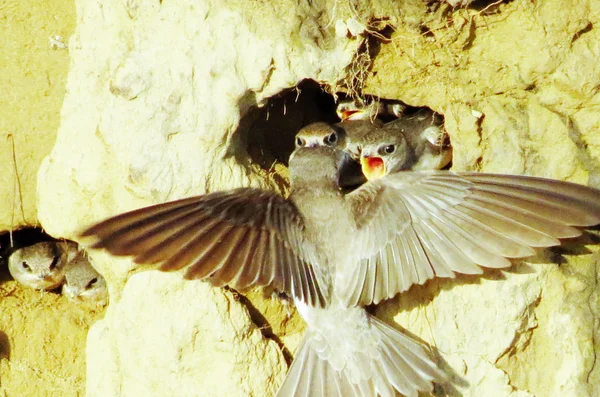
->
[361,157,386,180]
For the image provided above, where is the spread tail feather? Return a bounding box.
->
[276,313,445,397]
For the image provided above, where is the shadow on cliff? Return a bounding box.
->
[0,331,9,361]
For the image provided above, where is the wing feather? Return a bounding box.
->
[343,171,600,306]
[81,188,328,307]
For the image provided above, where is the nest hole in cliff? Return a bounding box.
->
[240,79,451,184]
[0,227,56,282]
[239,80,338,173]
[0,226,104,397]
[0,227,101,303]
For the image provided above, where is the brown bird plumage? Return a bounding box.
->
[81,141,600,396]
[82,188,327,308]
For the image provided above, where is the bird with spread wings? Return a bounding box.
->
[82,122,600,397]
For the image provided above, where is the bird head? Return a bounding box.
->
[336,98,407,122]
[335,100,379,121]
[289,145,353,189]
[62,251,108,305]
[360,135,410,180]
[7,242,67,290]
[410,125,452,170]
[294,122,368,188]
[294,122,346,149]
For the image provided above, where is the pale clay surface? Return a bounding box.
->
[0,2,86,393]
[1,0,594,396]
[0,1,74,230]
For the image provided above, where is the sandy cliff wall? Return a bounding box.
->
[0,2,100,397]
[2,0,599,396]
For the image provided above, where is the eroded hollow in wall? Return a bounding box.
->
[238,79,451,189]
[240,80,338,175]
[0,227,60,262]
[0,227,106,397]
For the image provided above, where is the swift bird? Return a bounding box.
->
[294,121,379,188]
[81,140,600,396]
[81,146,445,397]
[8,241,75,290]
[336,98,405,122]
[62,249,108,306]
[378,109,451,172]
[295,122,600,305]
[297,110,451,182]
[295,120,381,159]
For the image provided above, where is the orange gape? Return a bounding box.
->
[341,109,362,120]
[361,156,386,180]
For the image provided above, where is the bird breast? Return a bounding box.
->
[292,189,354,261]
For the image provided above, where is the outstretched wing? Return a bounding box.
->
[81,188,327,307]
[341,171,600,306]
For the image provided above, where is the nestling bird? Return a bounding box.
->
[81,140,600,396]
[336,98,405,122]
[294,120,379,188]
[297,109,451,181]
[295,120,381,159]
[377,109,451,172]
[62,249,108,306]
[8,241,76,291]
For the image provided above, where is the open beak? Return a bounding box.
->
[360,156,386,180]
[341,110,365,121]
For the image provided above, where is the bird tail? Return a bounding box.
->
[276,312,445,397]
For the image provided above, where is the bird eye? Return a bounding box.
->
[384,145,396,154]
[49,256,59,270]
[323,132,337,146]
[295,137,305,148]
[86,277,98,289]
[22,261,30,270]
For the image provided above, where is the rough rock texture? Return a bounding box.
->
[33,0,600,396]
[87,272,287,397]
[364,0,600,185]
[0,2,90,396]
[0,0,74,229]
[0,274,104,397]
